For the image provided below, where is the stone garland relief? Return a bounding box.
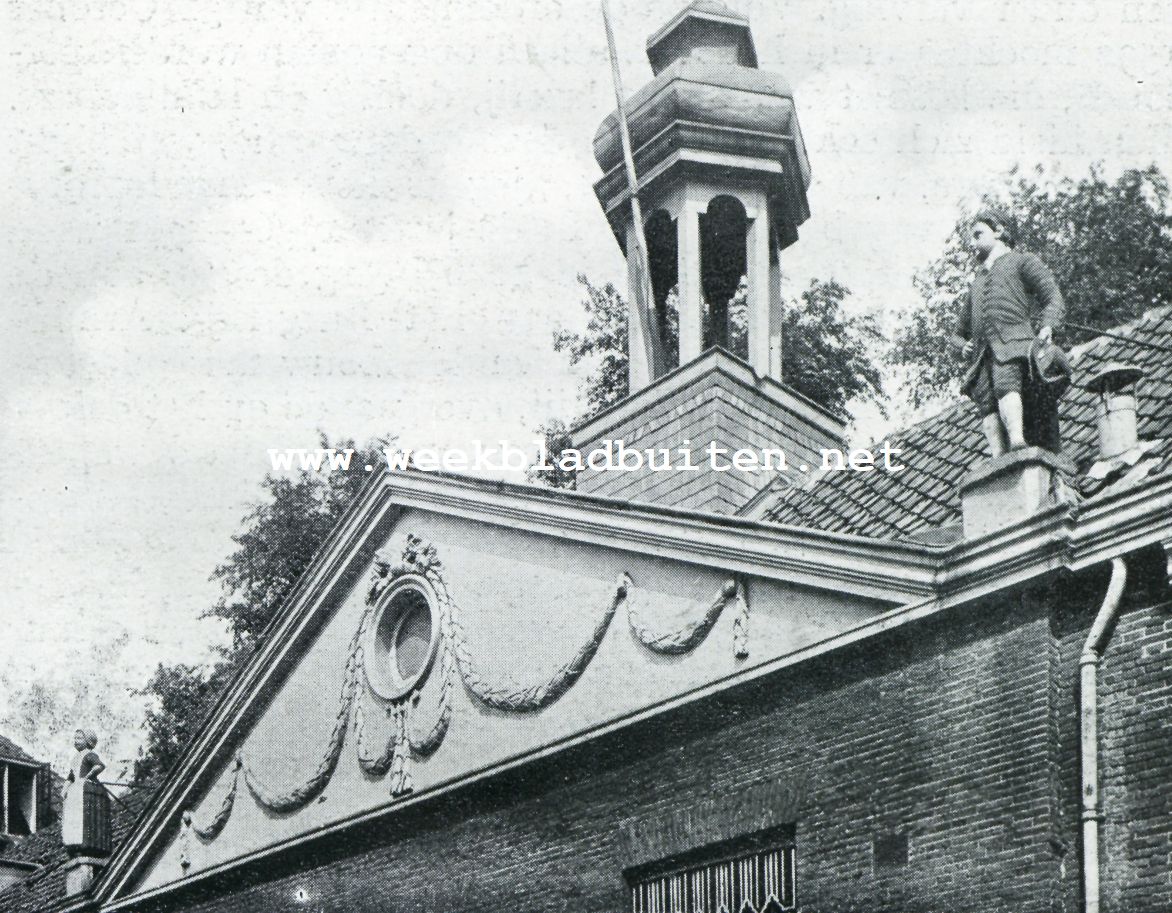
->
[178,534,748,866]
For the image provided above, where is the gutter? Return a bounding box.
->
[1080,556,1128,913]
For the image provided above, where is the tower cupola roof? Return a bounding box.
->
[646,1,758,74]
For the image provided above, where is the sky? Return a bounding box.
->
[2,0,1170,770]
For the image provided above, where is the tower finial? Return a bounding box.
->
[646,1,758,75]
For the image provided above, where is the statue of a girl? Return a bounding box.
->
[62,729,107,852]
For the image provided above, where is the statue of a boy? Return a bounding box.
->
[952,208,1067,456]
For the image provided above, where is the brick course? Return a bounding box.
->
[576,366,841,513]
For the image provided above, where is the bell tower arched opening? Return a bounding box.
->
[700,194,748,355]
[644,208,680,370]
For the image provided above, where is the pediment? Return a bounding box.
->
[102,473,922,906]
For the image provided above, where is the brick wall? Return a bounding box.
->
[573,360,843,514]
[1053,549,1172,913]
[136,588,1086,913]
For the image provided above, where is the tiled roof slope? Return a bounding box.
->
[762,306,1172,539]
[0,735,41,766]
[0,785,156,913]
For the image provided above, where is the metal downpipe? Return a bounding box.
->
[1080,556,1128,913]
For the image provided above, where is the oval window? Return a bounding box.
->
[365,575,440,700]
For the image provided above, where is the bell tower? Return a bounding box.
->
[591,0,812,391]
[572,2,844,515]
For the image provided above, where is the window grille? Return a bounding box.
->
[630,844,795,913]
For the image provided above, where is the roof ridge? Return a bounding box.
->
[1069,303,1172,360]
[882,305,1172,450]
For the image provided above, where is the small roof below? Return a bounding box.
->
[0,785,158,913]
[0,736,40,767]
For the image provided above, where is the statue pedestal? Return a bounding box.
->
[64,856,105,897]
[960,447,1075,540]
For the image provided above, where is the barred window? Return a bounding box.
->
[630,843,796,913]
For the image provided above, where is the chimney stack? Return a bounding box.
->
[1086,364,1144,460]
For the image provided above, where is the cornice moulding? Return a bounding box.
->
[383,469,939,601]
[99,479,402,904]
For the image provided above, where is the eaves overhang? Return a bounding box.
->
[937,473,1172,599]
[0,756,43,770]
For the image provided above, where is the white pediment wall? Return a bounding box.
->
[132,507,888,893]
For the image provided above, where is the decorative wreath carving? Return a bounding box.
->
[626,578,744,656]
[180,534,749,857]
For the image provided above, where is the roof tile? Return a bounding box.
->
[763,307,1172,539]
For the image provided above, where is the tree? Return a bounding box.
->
[891,163,1172,406]
[526,418,579,490]
[0,633,144,776]
[551,273,885,420]
[776,279,885,417]
[132,661,238,787]
[537,274,885,489]
[133,434,393,785]
[552,276,631,418]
